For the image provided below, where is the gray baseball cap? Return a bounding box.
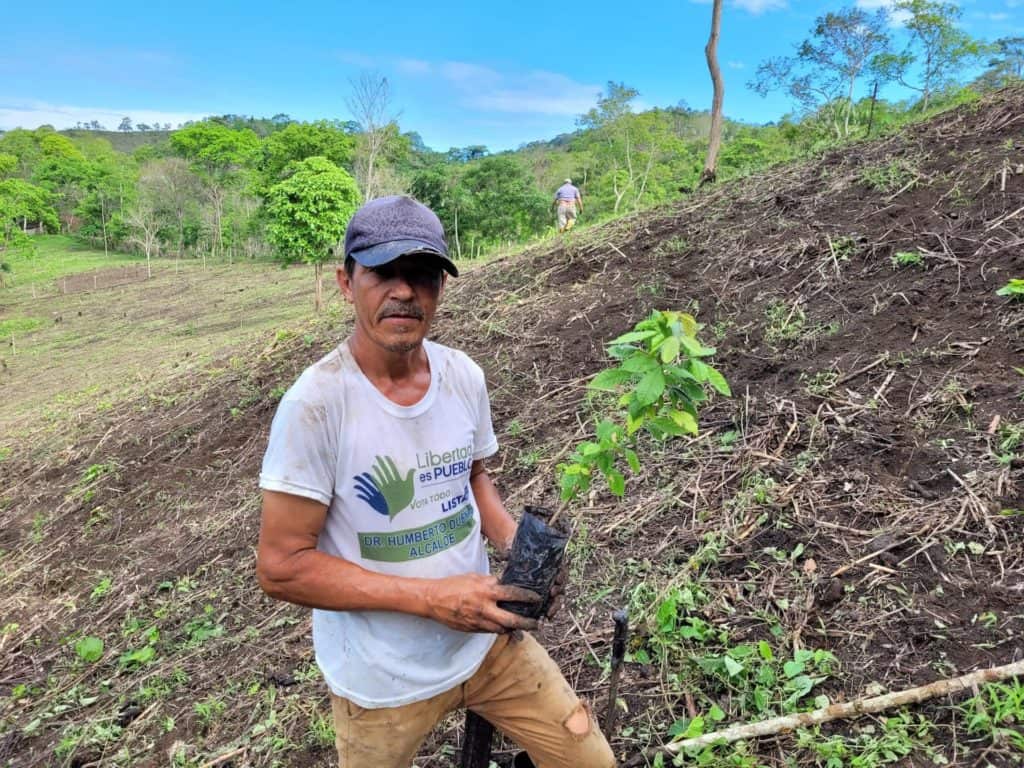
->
[343,195,458,277]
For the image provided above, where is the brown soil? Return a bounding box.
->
[2,87,1024,767]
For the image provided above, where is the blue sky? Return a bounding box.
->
[1,0,1019,151]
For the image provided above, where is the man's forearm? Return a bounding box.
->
[260,549,436,615]
[471,463,517,554]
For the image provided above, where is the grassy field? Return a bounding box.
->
[1,235,140,289]
[0,236,337,441]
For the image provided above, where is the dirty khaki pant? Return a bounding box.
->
[329,633,615,768]
[556,202,577,231]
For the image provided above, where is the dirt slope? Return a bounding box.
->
[1,87,1023,767]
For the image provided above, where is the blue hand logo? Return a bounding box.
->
[354,472,389,516]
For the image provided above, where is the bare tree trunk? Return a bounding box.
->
[100,196,109,258]
[700,0,725,186]
[314,263,323,312]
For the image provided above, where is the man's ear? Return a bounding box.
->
[336,265,354,303]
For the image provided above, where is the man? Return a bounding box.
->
[553,178,583,232]
[256,195,614,768]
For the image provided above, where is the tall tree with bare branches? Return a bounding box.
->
[701,0,725,186]
[347,72,396,201]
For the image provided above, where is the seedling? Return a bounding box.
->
[74,636,104,663]
[891,250,923,269]
[559,310,728,500]
[997,279,1024,299]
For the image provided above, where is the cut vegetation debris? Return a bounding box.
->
[2,86,1024,767]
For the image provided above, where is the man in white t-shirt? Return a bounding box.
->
[256,196,614,767]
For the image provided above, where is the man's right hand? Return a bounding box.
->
[425,573,541,634]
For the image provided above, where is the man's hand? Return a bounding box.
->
[546,556,568,621]
[425,573,541,634]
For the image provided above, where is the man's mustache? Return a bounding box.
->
[378,303,425,321]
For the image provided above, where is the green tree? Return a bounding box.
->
[0,179,58,278]
[257,120,356,193]
[170,122,260,259]
[0,154,17,179]
[578,82,640,130]
[76,140,136,254]
[751,7,891,138]
[265,156,361,310]
[976,37,1024,90]
[456,156,549,247]
[874,0,985,110]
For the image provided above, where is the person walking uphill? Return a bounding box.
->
[256,195,615,768]
[553,178,582,232]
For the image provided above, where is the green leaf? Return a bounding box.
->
[783,660,805,678]
[608,329,658,345]
[683,716,705,739]
[75,636,104,663]
[723,656,744,677]
[758,640,774,661]
[621,354,660,374]
[648,417,689,438]
[588,368,635,391]
[708,705,726,723]
[596,419,619,442]
[659,336,680,364]
[606,470,626,497]
[625,448,641,473]
[704,366,731,396]
[670,410,699,435]
[634,368,666,408]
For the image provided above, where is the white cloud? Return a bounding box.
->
[985,11,1011,19]
[728,60,746,69]
[0,101,210,131]
[331,52,603,117]
[407,61,602,116]
[395,58,431,75]
[1008,0,1022,7]
[854,0,912,25]
[731,0,788,14]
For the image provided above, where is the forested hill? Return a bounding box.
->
[61,129,171,154]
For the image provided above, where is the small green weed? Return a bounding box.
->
[194,696,227,730]
[994,422,1024,466]
[796,712,939,767]
[181,605,225,647]
[764,300,806,345]
[55,721,124,759]
[90,576,113,599]
[74,636,104,663]
[861,159,919,194]
[997,278,1024,299]
[306,708,335,748]
[801,370,839,396]
[961,678,1024,751]
[891,250,923,269]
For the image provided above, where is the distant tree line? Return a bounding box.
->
[1,11,1020,282]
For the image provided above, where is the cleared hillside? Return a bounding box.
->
[1,86,1023,767]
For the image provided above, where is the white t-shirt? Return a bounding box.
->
[259,338,499,708]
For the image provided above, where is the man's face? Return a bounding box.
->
[337,255,447,354]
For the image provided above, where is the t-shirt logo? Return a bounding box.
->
[354,455,415,520]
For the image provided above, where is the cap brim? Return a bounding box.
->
[349,239,458,277]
